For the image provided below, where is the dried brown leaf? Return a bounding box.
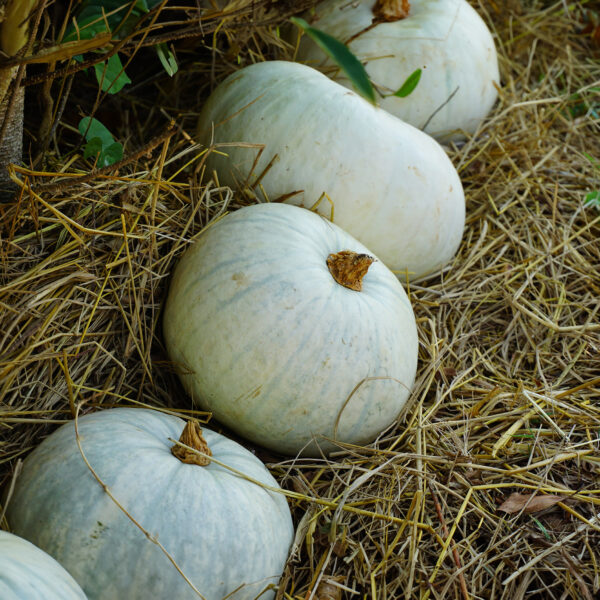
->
[498,493,566,515]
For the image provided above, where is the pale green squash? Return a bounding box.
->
[293,0,500,140]
[0,530,87,600]
[6,408,294,600]
[197,60,465,279]
[163,203,419,456]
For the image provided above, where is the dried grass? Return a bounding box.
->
[1,1,600,599]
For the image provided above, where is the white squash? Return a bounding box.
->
[293,0,500,140]
[0,531,87,600]
[163,203,419,456]
[197,60,465,279]
[6,408,294,600]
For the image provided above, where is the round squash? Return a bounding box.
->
[0,530,87,600]
[163,203,419,456]
[293,0,500,140]
[197,60,465,279]
[6,408,294,600]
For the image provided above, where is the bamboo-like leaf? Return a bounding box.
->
[291,17,376,105]
[393,68,422,98]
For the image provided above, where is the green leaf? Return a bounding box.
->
[65,0,167,41]
[101,142,124,167]
[393,68,422,98]
[63,1,170,93]
[78,117,123,167]
[64,3,127,42]
[530,517,551,540]
[583,152,600,170]
[94,54,131,93]
[156,43,178,76]
[585,190,600,210]
[290,16,376,105]
[79,117,114,146]
[82,137,104,160]
[63,11,112,43]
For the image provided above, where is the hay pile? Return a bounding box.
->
[1,1,599,598]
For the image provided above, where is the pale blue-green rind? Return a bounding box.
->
[163,203,419,456]
[6,408,294,600]
[0,530,87,600]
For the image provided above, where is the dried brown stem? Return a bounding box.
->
[0,0,44,200]
[171,421,212,466]
[327,251,374,291]
[373,0,410,22]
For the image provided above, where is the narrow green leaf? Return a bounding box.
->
[94,54,131,93]
[393,68,422,98]
[583,152,600,169]
[530,517,551,540]
[156,43,178,77]
[290,17,376,105]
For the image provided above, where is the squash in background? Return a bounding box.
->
[293,0,500,140]
[0,530,87,600]
[6,408,294,600]
[163,203,419,456]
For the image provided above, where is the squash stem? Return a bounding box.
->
[327,250,374,292]
[171,420,212,466]
[373,0,410,22]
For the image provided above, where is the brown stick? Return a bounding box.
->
[0,0,47,200]
[171,420,212,466]
[33,121,176,194]
[0,74,24,199]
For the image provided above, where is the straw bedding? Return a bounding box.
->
[1,1,599,598]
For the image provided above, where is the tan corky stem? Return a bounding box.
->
[171,420,212,466]
[373,0,410,21]
[327,250,375,291]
